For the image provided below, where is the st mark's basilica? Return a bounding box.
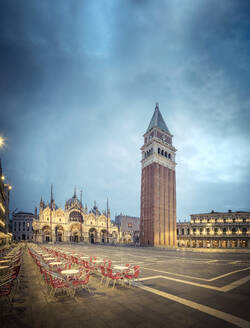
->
[32,188,119,244]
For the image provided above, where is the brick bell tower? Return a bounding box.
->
[140,103,177,247]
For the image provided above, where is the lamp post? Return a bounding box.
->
[4,183,12,244]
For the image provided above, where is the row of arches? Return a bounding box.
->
[158,148,171,159]
[39,225,118,244]
[177,227,248,236]
[144,148,153,158]
[178,239,249,248]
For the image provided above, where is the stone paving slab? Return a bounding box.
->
[1,245,250,328]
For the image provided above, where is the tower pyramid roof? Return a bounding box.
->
[146,103,170,134]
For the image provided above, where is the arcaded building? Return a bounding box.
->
[32,188,119,244]
[12,211,36,242]
[140,103,177,247]
[177,210,250,248]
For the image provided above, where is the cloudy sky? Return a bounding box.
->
[0,0,250,221]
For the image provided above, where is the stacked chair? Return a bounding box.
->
[0,245,23,306]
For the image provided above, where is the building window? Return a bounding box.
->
[177,229,179,235]
[158,148,160,154]
[187,229,190,235]
[168,153,171,159]
[181,228,184,235]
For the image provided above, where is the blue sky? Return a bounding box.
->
[0,0,250,220]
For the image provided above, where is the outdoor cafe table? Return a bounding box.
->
[49,261,63,266]
[113,265,128,271]
[44,257,55,261]
[61,269,79,278]
[0,260,10,264]
[80,256,89,259]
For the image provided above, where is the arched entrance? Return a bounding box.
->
[42,226,51,243]
[89,228,97,244]
[70,224,80,243]
[55,225,64,242]
[100,229,107,243]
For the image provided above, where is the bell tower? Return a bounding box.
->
[140,103,177,247]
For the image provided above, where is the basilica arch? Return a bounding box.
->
[69,210,83,223]
[42,225,51,243]
[70,223,81,243]
[55,225,64,242]
[100,229,108,243]
[89,228,98,244]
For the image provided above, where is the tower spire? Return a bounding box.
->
[74,186,77,198]
[146,102,170,134]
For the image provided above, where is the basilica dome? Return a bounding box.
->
[65,192,82,209]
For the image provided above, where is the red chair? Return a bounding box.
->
[106,268,124,288]
[124,265,140,287]
[71,270,91,296]
[0,277,16,306]
[48,272,70,297]
[100,265,108,285]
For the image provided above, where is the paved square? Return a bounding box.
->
[1,244,250,328]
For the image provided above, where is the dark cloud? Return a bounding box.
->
[0,0,249,219]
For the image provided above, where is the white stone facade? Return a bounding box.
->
[32,193,119,244]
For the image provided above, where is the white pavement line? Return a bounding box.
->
[221,275,250,292]
[141,266,250,282]
[138,274,250,293]
[141,267,210,281]
[138,285,250,328]
[209,267,250,282]
[153,275,221,291]
[229,261,240,265]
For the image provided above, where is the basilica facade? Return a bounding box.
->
[32,189,119,244]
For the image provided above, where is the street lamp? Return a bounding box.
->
[0,136,5,148]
